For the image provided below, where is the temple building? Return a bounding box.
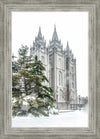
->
[30,26,77,110]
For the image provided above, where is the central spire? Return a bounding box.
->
[38,26,42,39]
[52,24,58,41]
[67,41,69,48]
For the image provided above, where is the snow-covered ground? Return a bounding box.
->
[12,109,88,127]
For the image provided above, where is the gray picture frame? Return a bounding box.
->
[0,0,99,139]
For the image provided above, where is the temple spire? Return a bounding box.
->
[66,41,69,50]
[67,41,69,47]
[38,26,42,39]
[52,24,58,41]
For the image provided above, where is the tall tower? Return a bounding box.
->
[30,27,49,86]
[48,25,66,108]
[65,41,77,109]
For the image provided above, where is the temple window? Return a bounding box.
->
[59,71,62,86]
[59,58,61,68]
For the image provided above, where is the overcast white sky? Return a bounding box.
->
[12,12,88,97]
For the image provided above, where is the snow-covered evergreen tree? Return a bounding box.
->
[12,45,56,116]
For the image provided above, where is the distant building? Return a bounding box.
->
[30,25,77,110]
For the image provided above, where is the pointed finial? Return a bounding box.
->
[38,26,42,38]
[39,26,41,31]
[52,24,58,41]
[54,24,56,32]
[66,41,69,50]
[38,26,41,34]
[67,41,69,47]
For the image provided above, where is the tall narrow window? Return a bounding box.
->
[59,71,62,86]
[59,58,61,68]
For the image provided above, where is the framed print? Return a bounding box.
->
[12,12,88,128]
[0,0,100,139]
